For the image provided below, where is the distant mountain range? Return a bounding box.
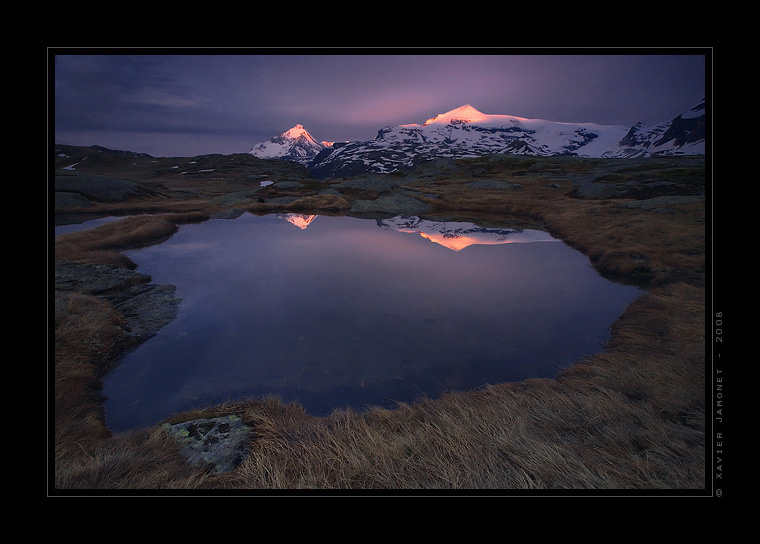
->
[250,99,706,178]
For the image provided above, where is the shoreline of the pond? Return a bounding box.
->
[97,211,642,435]
[54,210,647,419]
[53,213,703,488]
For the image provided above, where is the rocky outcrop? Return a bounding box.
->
[162,415,252,473]
[54,262,182,343]
[54,170,160,210]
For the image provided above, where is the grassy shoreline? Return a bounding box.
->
[51,153,706,492]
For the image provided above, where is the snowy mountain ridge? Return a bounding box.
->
[250,99,706,178]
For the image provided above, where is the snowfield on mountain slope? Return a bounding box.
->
[249,100,706,177]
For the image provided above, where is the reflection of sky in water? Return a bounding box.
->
[103,213,642,431]
[54,216,121,236]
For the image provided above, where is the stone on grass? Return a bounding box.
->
[163,415,252,474]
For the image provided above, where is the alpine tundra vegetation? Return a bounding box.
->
[52,98,707,492]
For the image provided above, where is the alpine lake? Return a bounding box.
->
[63,212,642,432]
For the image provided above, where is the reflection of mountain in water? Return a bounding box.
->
[377,215,558,251]
[277,213,318,229]
[275,213,558,251]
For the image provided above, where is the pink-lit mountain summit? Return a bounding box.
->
[249,124,334,165]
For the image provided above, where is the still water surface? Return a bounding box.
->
[102,213,641,431]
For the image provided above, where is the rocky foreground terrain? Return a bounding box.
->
[52,144,707,484]
[54,144,705,221]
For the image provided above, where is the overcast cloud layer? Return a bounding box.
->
[53,51,707,157]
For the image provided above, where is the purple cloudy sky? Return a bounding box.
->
[52,49,707,157]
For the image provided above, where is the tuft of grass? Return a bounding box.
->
[55,215,179,265]
[54,426,213,490]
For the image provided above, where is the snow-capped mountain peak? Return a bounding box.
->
[614,97,706,158]
[250,124,328,165]
[422,104,490,126]
[282,124,312,140]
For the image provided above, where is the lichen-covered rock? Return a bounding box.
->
[162,415,252,473]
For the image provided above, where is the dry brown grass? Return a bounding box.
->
[54,425,213,490]
[53,292,129,459]
[51,158,707,492]
[53,213,201,472]
[55,215,179,266]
